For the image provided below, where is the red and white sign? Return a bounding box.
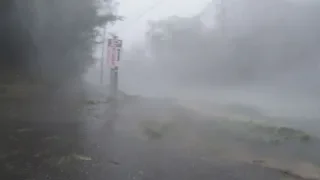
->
[107,38,122,69]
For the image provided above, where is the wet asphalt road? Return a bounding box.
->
[92,130,297,180]
[0,89,305,180]
[80,98,302,180]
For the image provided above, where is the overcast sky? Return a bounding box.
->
[109,0,212,48]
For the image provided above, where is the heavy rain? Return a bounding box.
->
[1,0,320,179]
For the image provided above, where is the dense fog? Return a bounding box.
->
[2,1,320,179]
[115,0,320,117]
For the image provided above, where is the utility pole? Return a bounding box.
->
[100,26,107,84]
[110,66,118,98]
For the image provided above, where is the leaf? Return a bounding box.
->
[108,160,120,166]
[57,156,67,165]
[72,153,92,161]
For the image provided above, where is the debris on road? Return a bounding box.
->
[72,153,92,161]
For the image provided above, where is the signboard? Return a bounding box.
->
[107,38,122,69]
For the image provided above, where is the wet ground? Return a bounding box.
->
[0,90,316,180]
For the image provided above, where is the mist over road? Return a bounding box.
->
[2,81,320,180]
[77,84,320,180]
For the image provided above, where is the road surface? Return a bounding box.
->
[0,92,313,180]
[75,96,307,180]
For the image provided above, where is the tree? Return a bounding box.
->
[0,0,120,85]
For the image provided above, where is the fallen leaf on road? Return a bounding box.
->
[57,156,69,165]
[72,153,92,161]
[108,160,120,166]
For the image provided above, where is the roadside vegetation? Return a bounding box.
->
[140,113,313,144]
[138,106,320,179]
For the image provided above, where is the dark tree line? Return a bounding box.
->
[0,0,119,85]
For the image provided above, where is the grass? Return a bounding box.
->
[0,120,97,180]
[276,127,311,142]
[246,121,312,144]
[138,115,313,146]
[86,100,101,105]
[85,97,115,105]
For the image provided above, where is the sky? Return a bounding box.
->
[90,0,213,86]
[89,0,320,118]
[108,0,212,48]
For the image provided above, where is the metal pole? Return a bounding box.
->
[100,26,107,84]
[114,66,118,97]
[110,67,118,98]
[110,68,114,97]
[108,35,121,99]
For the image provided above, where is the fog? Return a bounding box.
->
[3,1,320,179]
[93,0,320,118]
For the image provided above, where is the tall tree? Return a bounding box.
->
[0,0,120,85]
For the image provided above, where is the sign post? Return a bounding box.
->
[107,36,122,98]
[100,27,107,84]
